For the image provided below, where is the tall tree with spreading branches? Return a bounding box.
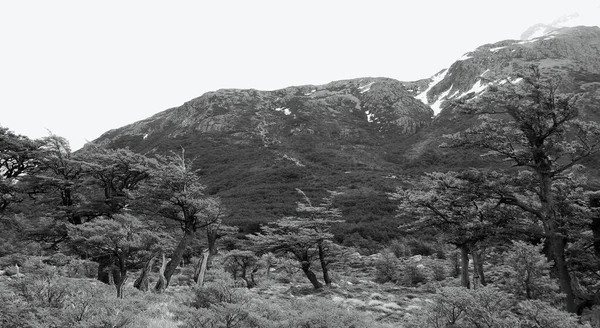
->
[444,65,600,312]
[138,149,220,291]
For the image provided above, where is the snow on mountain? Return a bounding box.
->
[410,25,600,117]
[415,69,448,107]
[521,6,600,40]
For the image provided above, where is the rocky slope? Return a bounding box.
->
[92,26,600,236]
[94,78,432,235]
[410,26,600,117]
[98,77,432,147]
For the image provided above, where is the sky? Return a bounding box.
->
[1,1,599,150]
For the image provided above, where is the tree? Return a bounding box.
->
[34,134,85,223]
[391,170,513,288]
[67,214,170,298]
[248,218,333,289]
[294,189,343,286]
[223,250,260,288]
[200,198,237,257]
[0,127,41,214]
[138,149,220,291]
[445,65,600,311]
[79,145,153,216]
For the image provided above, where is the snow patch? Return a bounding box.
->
[143,133,148,140]
[304,89,316,96]
[431,87,452,115]
[274,107,292,115]
[358,82,375,93]
[282,154,304,167]
[457,53,473,61]
[365,110,375,122]
[517,39,536,45]
[489,46,506,52]
[458,80,488,99]
[415,69,448,105]
[526,27,548,40]
[480,69,490,77]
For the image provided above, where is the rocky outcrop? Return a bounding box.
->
[96,77,433,147]
[411,26,600,116]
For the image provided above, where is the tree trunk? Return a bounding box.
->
[460,245,470,289]
[471,248,480,289]
[116,271,128,298]
[539,173,575,312]
[452,251,461,278]
[134,254,156,291]
[590,196,600,258]
[549,229,575,312]
[155,253,167,292]
[249,267,258,288]
[155,231,193,291]
[97,255,113,284]
[301,261,322,289]
[207,226,219,256]
[195,249,209,288]
[471,247,486,287]
[317,242,331,286]
[114,252,128,298]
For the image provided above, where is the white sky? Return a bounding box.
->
[1,1,599,150]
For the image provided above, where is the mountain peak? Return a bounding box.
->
[520,6,600,40]
[411,25,600,116]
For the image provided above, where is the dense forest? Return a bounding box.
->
[2,67,600,327]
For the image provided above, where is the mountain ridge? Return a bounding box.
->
[91,26,600,238]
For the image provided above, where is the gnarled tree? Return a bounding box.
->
[445,65,600,312]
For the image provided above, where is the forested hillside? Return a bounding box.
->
[2,26,600,327]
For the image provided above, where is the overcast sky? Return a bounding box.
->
[2,1,599,150]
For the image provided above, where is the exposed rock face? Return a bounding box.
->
[409,26,600,116]
[97,77,432,147]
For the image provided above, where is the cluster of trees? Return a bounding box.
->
[392,66,600,313]
[0,133,227,297]
[0,128,345,297]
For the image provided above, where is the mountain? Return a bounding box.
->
[520,6,600,40]
[94,77,433,238]
[92,26,600,240]
[404,26,600,160]
[410,26,600,117]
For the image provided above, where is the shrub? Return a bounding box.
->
[402,263,428,286]
[431,262,447,281]
[405,237,437,256]
[501,240,561,302]
[404,286,590,328]
[518,299,590,328]
[405,286,518,328]
[374,251,401,283]
[190,268,249,309]
[388,239,411,258]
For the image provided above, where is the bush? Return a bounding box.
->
[431,262,447,281]
[0,264,153,328]
[374,251,401,283]
[405,286,518,328]
[501,241,561,302]
[405,237,437,256]
[402,263,428,286]
[388,239,411,258]
[404,286,590,328]
[190,268,249,309]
